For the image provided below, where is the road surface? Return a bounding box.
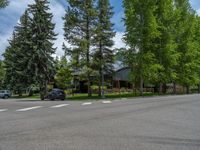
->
[0,95,200,150]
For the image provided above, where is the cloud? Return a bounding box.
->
[0,0,126,59]
[1,0,199,60]
[113,32,126,49]
[49,1,66,56]
[196,9,200,15]
[0,0,68,58]
[0,0,34,58]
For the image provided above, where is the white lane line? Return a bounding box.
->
[16,106,42,112]
[50,104,69,108]
[102,100,112,104]
[82,102,92,106]
[0,109,7,112]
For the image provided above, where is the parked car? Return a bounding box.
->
[45,89,65,100]
[0,90,11,99]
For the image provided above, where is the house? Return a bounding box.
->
[113,67,132,89]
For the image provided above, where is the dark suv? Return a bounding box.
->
[46,89,65,100]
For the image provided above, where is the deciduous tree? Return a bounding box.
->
[123,0,160,95]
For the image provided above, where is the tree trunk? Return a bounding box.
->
[98,75,101,97]
[162,84,167,94]
[198,84,200,94]
[40,85,44,100]
[87,77,92,97]
[186,85,190,94]
[159,83,163,95]
[40,80,47,100]
[173,82,176,95]
[86,15,91,97]
[18,90,22,97]
[28,89,33,96]
[101,70,105,99]
[132,83,135,93]
[140,75,143,96]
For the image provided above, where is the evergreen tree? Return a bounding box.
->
[123,0,160,95]
[28,0,57,99]
[63,0,97,96]
[0,60,5,89]
[3,10,32,95]
[94,0,115,97]
[0,0,8,8]
[4,33,27,95]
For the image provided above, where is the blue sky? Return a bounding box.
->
[0,0,200,59]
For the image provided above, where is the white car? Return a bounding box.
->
[0,90,11,99]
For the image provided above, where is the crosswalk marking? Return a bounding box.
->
[16,106,42,112]
[0,109,7,112]
[82,102,92,106]
[2,100,115,112]
[50,104,69,108]
[102,100,112,104]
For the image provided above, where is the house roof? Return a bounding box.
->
[113,67,131,81]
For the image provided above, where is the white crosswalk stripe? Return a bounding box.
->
[102,100,112,104]
[50,104,69,108]
[1,100,115,113]
[16,106,42,112]
[82,102,92,106]
[0,109,7,112]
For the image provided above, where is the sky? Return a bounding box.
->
[0,0,200,59]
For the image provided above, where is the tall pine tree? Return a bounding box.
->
[28,0,57,99]
[94,0,115,97]
[0,0,8,8]
[0,60,5,89]
[3,10,32,95]
[63,0,97,96]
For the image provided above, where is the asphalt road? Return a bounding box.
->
[0,95,200,150]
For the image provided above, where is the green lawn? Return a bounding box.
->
[67,92,156,100]
[12,92,157,101]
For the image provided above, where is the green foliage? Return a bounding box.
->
[0,60,5,88]
[123,0,160,95]
[174,0,199,87]
[2,0,200,98]
[153,0,179,85]
[55,56,72,89]
[3,0,56,99]
[27,0,57,99]
[3,10,33,93]
[91,85,107,90]
[63,0,97,96]
[123,0,200,94]
[0,0,8,8]
[93,0,115,96]
[94,0,115,73]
